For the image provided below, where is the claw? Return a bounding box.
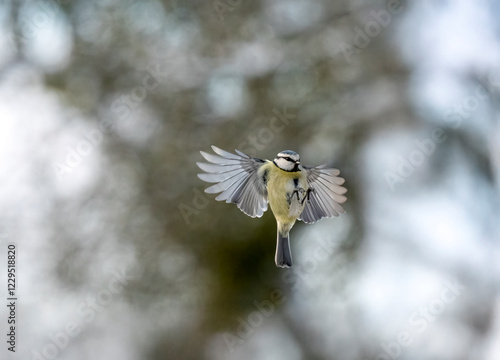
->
[302,188,314,205]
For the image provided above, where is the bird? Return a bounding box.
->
[196,146,347,268]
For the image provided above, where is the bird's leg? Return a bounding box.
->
[292,188,306,203]
[289,188,309,207]
[301,188,314,205]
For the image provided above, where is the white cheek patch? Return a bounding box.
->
[276,158,295,171]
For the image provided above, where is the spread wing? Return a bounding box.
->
[196,146,269,218]
[299,165,347,224]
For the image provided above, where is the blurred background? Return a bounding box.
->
[0,0,499,359]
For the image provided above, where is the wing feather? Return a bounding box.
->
[211,145,242,160]
[197,147,269,218]
[234,149,250,158]
[205,171,247,194]
[196,162,242,173]
[200,151,240,165]
[197,168,244,183]
[311,182,341,216]
[299,165,347,224]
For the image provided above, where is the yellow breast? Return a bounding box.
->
[265,163,308,224]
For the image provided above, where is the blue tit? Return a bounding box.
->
[196,146,347,268]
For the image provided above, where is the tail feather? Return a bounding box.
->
[275,230,292,268]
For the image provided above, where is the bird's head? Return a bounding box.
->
[273,150,301,172]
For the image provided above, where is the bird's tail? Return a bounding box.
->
[275,229,292,268]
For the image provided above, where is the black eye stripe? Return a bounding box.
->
[279,156,297,162]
